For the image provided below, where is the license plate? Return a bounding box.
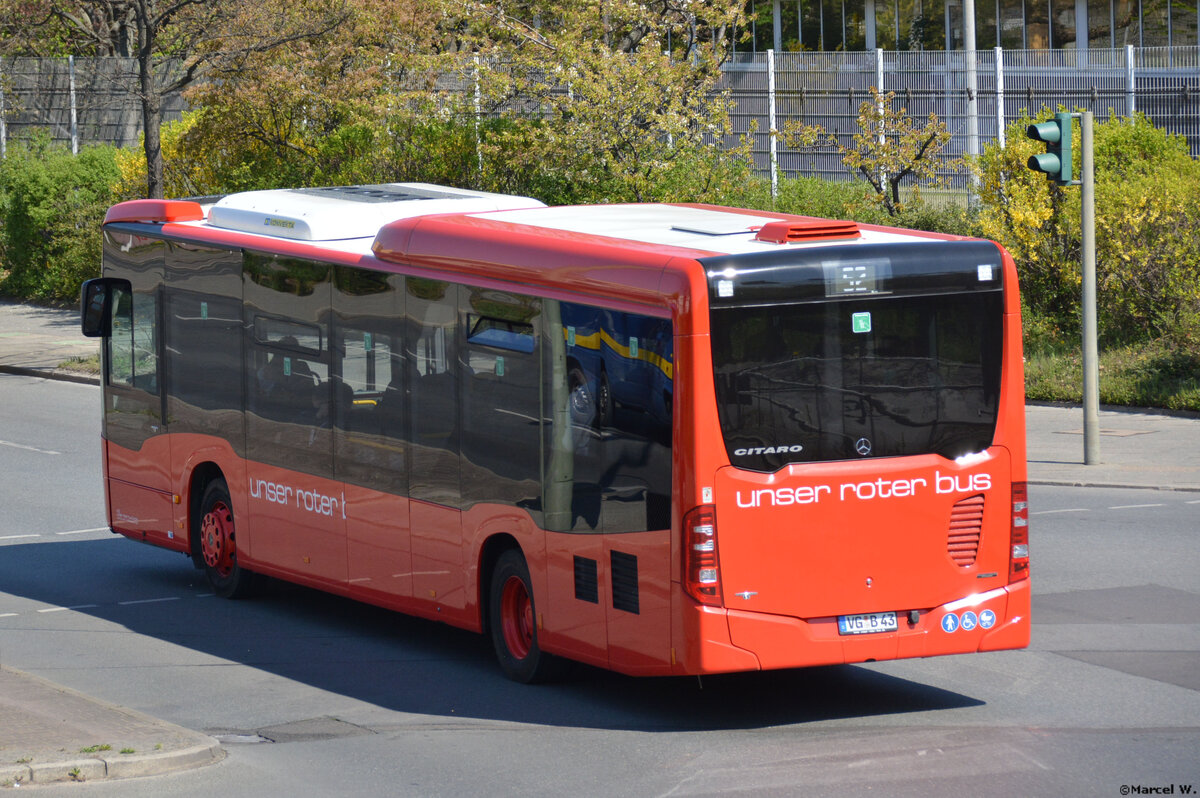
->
[837,611,898,636]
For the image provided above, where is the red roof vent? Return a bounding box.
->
[754,219,860,244]
[103,200,205,225]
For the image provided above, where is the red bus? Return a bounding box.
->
[82,183,1030,682]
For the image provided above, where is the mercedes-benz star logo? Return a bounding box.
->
[855,437,873,456]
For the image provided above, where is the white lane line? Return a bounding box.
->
[117,597,180,606]
[1031,508,1089,515]
[0,534,40,540]
[0,439,61,455]
[56,528,110,536]
[1108,503,1164,510]
[1187,500,1200,505]
[0,613,18,618]
[38,604,99,613]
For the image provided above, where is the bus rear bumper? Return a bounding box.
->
[718,581,1031,671]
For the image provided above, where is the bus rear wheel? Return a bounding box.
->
[198,479,255,599]
[489,549,559,683]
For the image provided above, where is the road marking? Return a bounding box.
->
[56,527,110,536]
[1187,500,1200,505]
[0,534,40,540]
[1031,508,1089,515]
[0,613,17,618]
[117,597,180,606]
[1108,503,1164,510]
[0,439,61,455]
[38,604,99,613]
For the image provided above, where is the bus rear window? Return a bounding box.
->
[711,291,1003,471]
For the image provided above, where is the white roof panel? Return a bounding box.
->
[206,183,545,241]
[479,204,920,254]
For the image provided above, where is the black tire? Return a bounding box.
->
[488,549,560,683]
[567,364,594,427]
[596,370,614,429]
[197,478,256,599]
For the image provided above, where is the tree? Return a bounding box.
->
[782,87,956,216]
[1,0,349,198]
[156,0,466,194]
[458,0,748,203]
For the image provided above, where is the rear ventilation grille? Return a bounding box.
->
[610,551,640,614]
[948,494,985,566]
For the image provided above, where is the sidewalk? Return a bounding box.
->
[0,300,99,384]
[1026,402,1200,492]
[0,666,222,786]
[1,298,1198,785]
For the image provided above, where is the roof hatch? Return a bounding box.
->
[754,218,861,244]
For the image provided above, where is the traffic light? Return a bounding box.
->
[1026,112,1073,185]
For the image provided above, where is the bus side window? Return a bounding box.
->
[546,302,673,534]
[250,320,327,426]
[108,283,159,394]
[461,290,542,513]
[332,267,407,494]
[407,279,460,505]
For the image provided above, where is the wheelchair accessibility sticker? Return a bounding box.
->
[943,609,998,633]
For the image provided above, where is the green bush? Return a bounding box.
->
[973,112,1200,347]
[0,135,120,301]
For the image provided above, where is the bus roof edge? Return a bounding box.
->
[104,199,206,225]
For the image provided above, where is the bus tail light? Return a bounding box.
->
[683,505,723,606]
[1009,482,1030,582]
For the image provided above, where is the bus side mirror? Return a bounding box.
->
[80,278,126,338]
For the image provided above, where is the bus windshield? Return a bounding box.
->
[708,241,1005,472]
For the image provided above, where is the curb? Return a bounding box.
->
[0,742,224,787]
[1029,478,1200,493]
[0,364,99,386]
[0,666,225,787]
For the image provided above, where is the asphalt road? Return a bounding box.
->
[2,375,1198,797]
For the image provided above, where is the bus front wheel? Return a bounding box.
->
[489,549,559,683]
[198,479,255,599]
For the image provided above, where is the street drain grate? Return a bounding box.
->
[211,717,374,745]
[255,716,375,743]
[212,733,271,744]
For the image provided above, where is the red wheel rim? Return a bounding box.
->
[200,500,236,577]
[499,575,534,661]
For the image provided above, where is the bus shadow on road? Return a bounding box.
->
[3,539,983,733]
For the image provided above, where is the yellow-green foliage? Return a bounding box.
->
[973,112,1200,347]
[114,111,230,199]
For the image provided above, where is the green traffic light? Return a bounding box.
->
[1025,112,1073,185]
[1026,120,1061,144]
[1028,152,1062,173]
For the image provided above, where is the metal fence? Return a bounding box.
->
[2,49,1197,190]
[726,46,1200,189]
[0,57,187,157]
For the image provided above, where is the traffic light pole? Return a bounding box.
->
[1026,109,1100,464]
[1080,111,1100,465]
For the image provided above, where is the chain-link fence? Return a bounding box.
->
[2,48,1197,190]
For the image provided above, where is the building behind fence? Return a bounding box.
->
[2,49,1196,190]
